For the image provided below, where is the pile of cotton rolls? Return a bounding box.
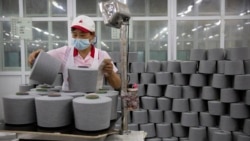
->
[113,47,250,141]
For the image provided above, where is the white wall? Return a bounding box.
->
[0,76,22,120]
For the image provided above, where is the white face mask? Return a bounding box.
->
[71,38,90,50]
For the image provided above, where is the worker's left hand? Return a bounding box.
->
[102,59,114,77]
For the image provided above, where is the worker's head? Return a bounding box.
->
[71,15,96,50]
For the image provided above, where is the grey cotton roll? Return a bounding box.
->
[127,73,139,84]
[224,60,245,75]
[140,123,156,138]
[165,85,182,99]
[217,60,225,74]
[141,96,157,110]
[199,60,216,74]
[155,72,172,85]
[140,73,155,84]
[207,48,225,60]
[146,84,163,97]
[182,86,198,99]
[19,84,34,92]
[211,74,231,88]
[162,137,178,141]
[180,61,197,74]
[238,134,250,141]
[156,123,172,138]
[234,74,250,90]
[245,90,250,105]
[167,61,181,73]
[230,102,250,119]
[243,119,250,135]
[188,126,207,141]
[157,97,172,111]
[130,62,145,73]
[164,111,180,123]
[180,112,199,127]
[137,84,146,96]
[189,73,207,87]
[220,88,240,103]
[128,123,139,131]
[232,131,245,141]
[3,95,36,125]
[172,99,190,112]
[35,95,73,128]
[147,61,161,72]
[161,61,168,72]
[172,123,188,137]
[219,115,239,132]
[200,86,219,100]
[208,127,220,141]
[190,99,207,112]
[173,73,189,86]
[211,130,232,141]
[244,60,250,74]
[145,138,162,141]
[225,47,250,61]
[208,101,226,116]
[199,112,217,127]
[190,48,207,61]
[149,110,164,123]
[132,109,148,124]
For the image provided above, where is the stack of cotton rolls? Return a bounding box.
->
[73,94,112,131]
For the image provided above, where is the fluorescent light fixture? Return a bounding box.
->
[195,0,203,4]
[52,1,65,11]
[215,20,221,26]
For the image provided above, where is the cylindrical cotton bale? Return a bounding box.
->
[190,48,207,61]
[173,73,189,86]
[68,67,98,93]
[19,84,34,92]
[3,94,37,125]
[35,95,73,128]
[140,73,155,84]
[157,97,172,111]
[179,138,189,141]
[145,138,162,141]
[161,61,168,72]
[243,119,250,135]
[217,60,225,74]
[189,126,207,141]
[208,127,220,141]
[29,51,62,85]
[147,61,161,72]
[200,86,219,100]
[164,111,180,123]
[132,109,148,124]
[162,137,178,141]
[219,115,239,132]
[224,60,245,75]
[52,72,63,86]
[220,88,240,103]
[232,131,244,141]
[246,90,250,105]
[244,60,250,74]
[172,99,189,112]
[156,123,172,138]
[230,102,250,119]
[128,123,139,131]
[155,72,172,85]
[95,90,119,120]
[172,123,188,137]
[211,130,232,141]
[128,52,138,62]
[146,84,163,97]
[190,99,207,112]
[199,60,216,74]
[181,112,199,127]
[208,101,226,116]
[165,85,182,99]
[234,74,250,90]
[238,134,250,141]
[180,61,197,74]
[141,96,157,110]
[167,61,181,73]
[139,123,156,138]
[149,110,164,123]
[127,73,139,84]
[189,73,207,87]
[207,48,225,60]
[225,47,250,60]
[73,95,112,131]
[182,86,198,99]
[138,84,146,96]
[108,52,120,62]
[199,112,217,127]
[130,62,145,73]
[211,74,231,88]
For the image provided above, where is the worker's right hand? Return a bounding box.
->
[28,49,43,67]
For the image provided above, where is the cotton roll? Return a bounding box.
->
[19,84,34,92]
[157,97,172,111]
[140,73,155,84]
[207,48,225,60]
[137,84,146,96]
[200,86,219,100]
[211,74,231,88]
[130,62,145,73]
[172,99,189,112]
[245,90,250,105]
[208,127,220,141]
[147,61,161,72]
[199,60,216,74]
[162,137,178,141]
[190,99,207,112]
[225,47,250,60]
[181,112,199,127]
[68,67,98,93]
[96,90,119,120]
[139,123,156,138]
[141,96,157,110]
[230,102,250,119]
[146,84,162,97]
[161,61,168,72]
[244,60,250,74]
[220,88,240,103]
[172,123,188,137]
[182,86,198,99]
[189,73,207,87]
[132,109,148,124]
[164,111,180,123]
[238,134,250,141]
[243,119,250,135]
[3,94,37,125]
[190,48,207,61]
[189,126,207,141]
[128,73,139,84]
[145,138,161,141]
[217,60,225,74]
[165,85,182,99]
[155,72,172,85]
[173,73,189,86]
[199,112,217,127]
[149,110,164,123]
[128,52,138,62]
[52,72,63,86]
[29,51,62,85]
[234,75,250,90]
[167,61,181,73]
[73,94,112,131]
[180,61,197,74]
[35,95,73,128]
[219,115,239,131]
[156,123,172,138]
[224,60,245,75]
[208,101,226,116]
[211,130,232,141]
[128,123,139,131]
[233,131,244,141]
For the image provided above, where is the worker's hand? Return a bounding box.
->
[102,59,114,77]
[28,49,43,67]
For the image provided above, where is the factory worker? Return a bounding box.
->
[28,15,121,90]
